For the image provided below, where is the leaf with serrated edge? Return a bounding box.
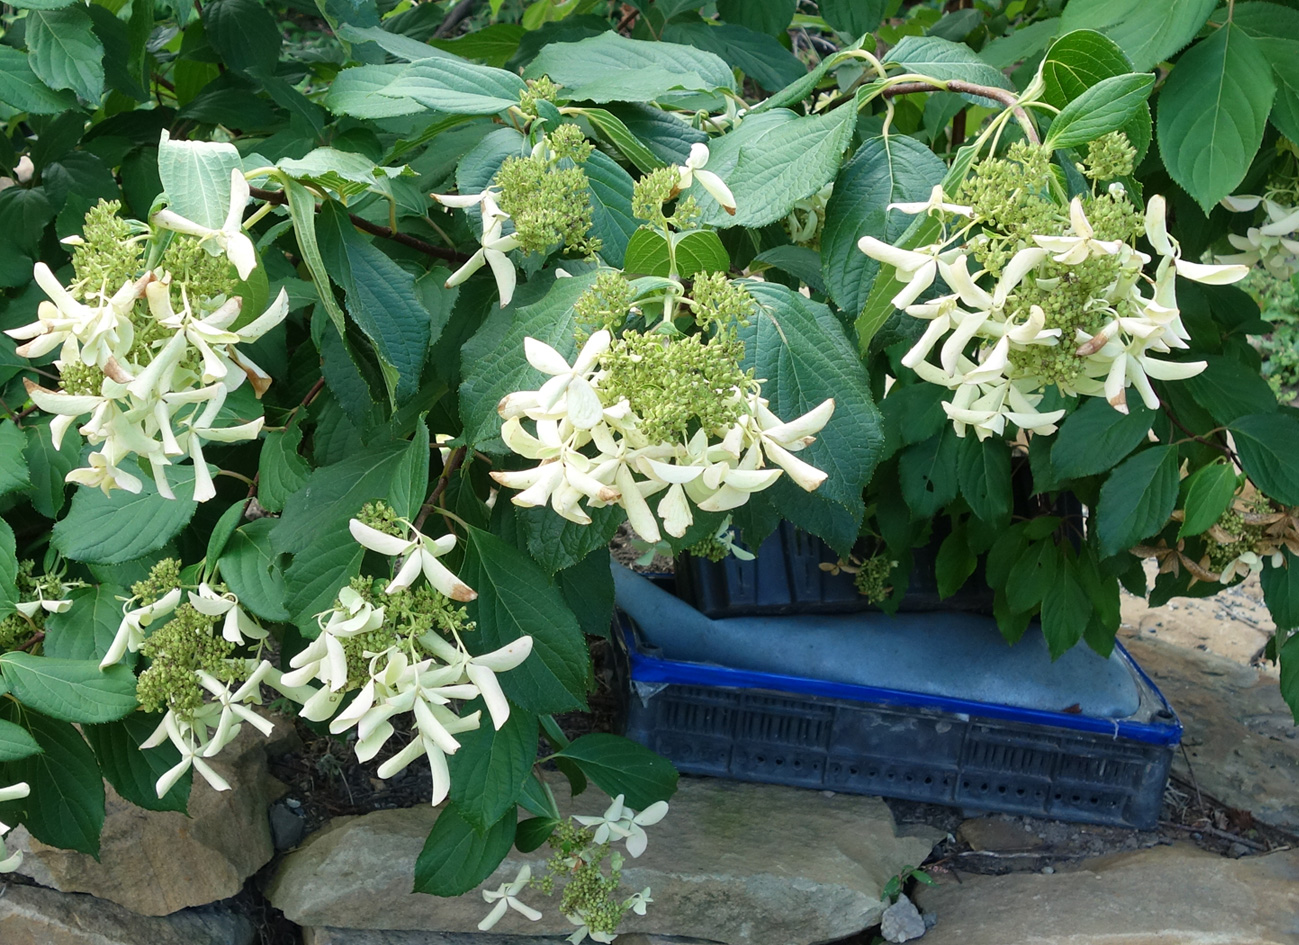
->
[83,714,190,813]
[1096,445,1179,557]
[412,805,515,896]
[554,733,678,809]
[1179,463,1239,538]
[1229,413,1299,506]
[447,703,536,831]
[52,467,199,565]
[0,653,138,723]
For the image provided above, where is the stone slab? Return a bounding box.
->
[270,777,942,945]
[0,884,254,945]
[305,932,717,945]
[914,843,1299,945]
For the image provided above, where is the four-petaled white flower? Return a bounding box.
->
[348,519,477,601]
[478,865,543,931]
[573,793,670,858]
[153,168,257,281]
[435,189,522,306]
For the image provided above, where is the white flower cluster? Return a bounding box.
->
[492,331,834,541]
[1216,192,1299,279]
[101,583,284,797]
[5,175,285,502]
[859,191,1249,439]
[0,781,30,872]
[281,519,532,806]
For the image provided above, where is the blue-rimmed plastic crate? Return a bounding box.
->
[612,566,1181,829]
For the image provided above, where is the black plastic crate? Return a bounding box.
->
[613,603,1181,829]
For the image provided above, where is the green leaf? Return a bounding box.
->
[584,149,638,269]
[1050,399,1155,480]
[204,0,281,75]
[459,272,597,448]
[741,282,883,538]
[557,549,616,639]
[956,435,1012,526]
[284,179,346,336]
[1229,412,1299,505]
[693,106,857,228]
[1156,24,1275,213]
[1059,0,1216,72]
[380,57,527,115]
[602,102,707,165]
[514,816,559,852]
[623,227,730,278]
[273,438,419,555]
[553,733,678,809]
[0,653,138,724]
[1096,445,1179,557]
[1183,355,1278,425]
[879,383,947,460]
[83,713,190,813]
[1179,463,1239,538]
[283,541,363,635]
[278,148,412,201]
[1261,548,1299,630]
[204,501,245,572]
[220,520,291,623]
[23,418,74,518]
[517,504,623,575]
[0,187,55,254]
[886,35,1011,100]
[1040,29,1151,159]
[461,526,589,714]
[447,703,537,831]
[336,23,460,62]
[0,718,42,762]
[0,705,103,856]
[662,22,805,92]
[817,0,886,36]
[27,7,105,102]
[821,135,946,320]
[156,130,242,231]
[43,583,129,664]
[51,467,199,565]
[717,0,796,36]
[412,805,516,897]
[935,521,977,600]
[1005,537,1059,614]
[1268,53,1299,144]
[578,108,665,174]
[0,421,30,496]
[1041,557,1092,659]
[257,418,310,514]
[428,23,527,67]
[899,427,960,519]
[982,18,1061,69]
[0,513,15,620]
[524,31,737,104]
[324,64,427,119]
[1042,72,1154,150]
[317,201,431,404]
[0,47,78,114]
[1280,630,1299,723]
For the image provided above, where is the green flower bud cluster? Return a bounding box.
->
[159,235,239,304]
[59,360,105,397]
[132,558,184,607]
[357,500,406,539]
[574,271,635,339]
[1083,132,1137,183]
[494,133,600,259]
[71,201,144,297]
[852,554,895,604]
[690,271,753,330]
[542,821,626,938]
[518,77,562,117]
[601,326,751,443]
[1204,503,1270,574]
[631,166,700,229]
[136,603,241,717]
[0,561,41,651]
[547,123,595,164]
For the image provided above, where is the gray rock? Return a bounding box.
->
[1121,633,1299,833]
[913,843,1299,945]
[880,894,926,943]
[12,721,288,915]
[269,777,941,945]
[305,932,717,945]
[0,884,254,945]
[270,798,308,850]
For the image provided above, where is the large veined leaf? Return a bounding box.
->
[42,583,129,664]
[1179,463,1239,539]
[1059,0,1216,72]
[1095,445,1179,557]
[716,0,797,37]
[1229,412,1299,506]
[1050,399,1155,480]
[51,466,200,565]
[204,0,281,75]
[0,420,30,496]
[523,31,737,104]
[459,272,597,448]
[1231,3,1299,143]
[380,57,527,115]
[447,703,537,831]
[27,6,104,103]
[1261,548,1299,630]
[584,149,638,268]
[0,718,41,762]
[1156,24,1275,212]
[817,0,887,37]
[661,22,805,92]
[0,705,104,856]
[323,64,427,119]
[23,418,75,518]
[0,652,138,724]
[821,135,945,319]
[623,227,730,279]
[0,47,76,114]
[336,23,462,62]
[693,105,857,228]
[460,526,589,714]
[553,734,678,809]
[282,541,363,636]
[219,519,291,623]
[1041,556,1092,660]
[1042,72,1154,150]
[84,714,190,814]
[156,130,242,231]
[740,282,883,555]
[1039,29,1151,160]
[412,805,516,896]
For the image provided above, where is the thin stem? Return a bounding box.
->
[216,469,256,487]
[246,186,470,264]
[1160,398,1239,464]
[433,0,480,38]
[16,631,44,653]
[882,80,1040,146]
[412,446,468,533]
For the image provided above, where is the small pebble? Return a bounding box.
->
[1040,866,1055,874]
